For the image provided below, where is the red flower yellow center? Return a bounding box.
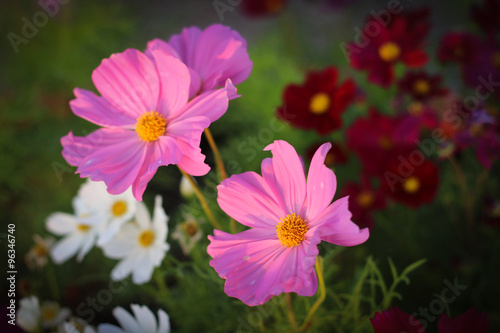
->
[403,177,420,194]
[413,79,430,95]
[138,230,155,247]
[491,51,500,68]
[378,135,393,150]
[276,213,308,247]
[309,93,331,115]
[357,191,374,208]
[136,111,167,142]
[378,42,401,62]
[112,200,127,217]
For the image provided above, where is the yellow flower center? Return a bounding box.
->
[41,304,58,322]
[138,230,155,247]
[34,244,49,257]
[378,42,401,62]
[491,51,500,68]
[408,101,424,115]
[469,123,484,137]
[357,191,374,208]
[112,200,127,217]
[413,79,431,95]
[77,224,91,232]
[378,135,393,150]
[309,93,331,115]
[266,0,284,13]
[183,220,199,237]
[403,177,420,194]
[276,213,308,247]
[136,111,167,142]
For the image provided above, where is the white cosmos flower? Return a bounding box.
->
[102,195,169,284]
[76,179,137,246]
[97,304,170,333]
[17,296,70,331]
[46,194,104,263]
[17,296,41,332]
[58,317,96,333]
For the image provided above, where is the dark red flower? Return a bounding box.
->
[370,307,425,333]
[460,38,500,90]
[346,8,430,87]
[346,108,419,176]
[471,0,500,35]
[340,179,386,229]
[437,32,480,65]
[276,67,357,135]
[398,71,448,101]
[306,142,349,168]
[242,0,287,17]
[382,156,439,208]
[438,308,490,333]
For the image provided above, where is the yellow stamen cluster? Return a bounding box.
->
[413,79,431,95]
[276,213,308,248]
[138,230,155,247]
[77,224,91,232]
[378,136,393,150]
[403,177,420,194]
[309,93,331,115]
[357,191,374,208]
[378,42,401,62]
[136,111,167,142]
[112,200,127,217]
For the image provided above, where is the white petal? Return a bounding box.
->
[97,323,126,333]
[135,201,151,229]
[157,309,170,333]
[50,234,85,264]
[112,306,142,333]
[131,305,157,333]
[110,256,137,281]
[46,212,77,235]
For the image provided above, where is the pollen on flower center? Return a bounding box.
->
[413,79,430,95]
[357,191,374,208]
[135,111,167,142]
[138,230,155,247]
[378,42,401,62]
[112,200,127,217]
[309,93,331,115]
[408,101,424,115]
[41,304,58,322]
[77,224,91,232]
[276,213,308,247]
[403,177,420,194]
[34,244,49,257]
[378,135,393,150]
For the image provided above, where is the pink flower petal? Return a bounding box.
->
[92,49,159,119]
[168,26,202,67]
[171,79,234,124]
[62,128,147,196]
[217,171,285,228]
[149,48,190,119]
[131,136,183,201]
[145,38,179,59]
[191,24,252,91]
[303,142,337,221]
[208,228,318,306]
[70,88,136,128]
[175,140,210,176]
[264,140,306,215]
[314,197,370,247]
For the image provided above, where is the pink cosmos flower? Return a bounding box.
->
[207,140,369,306]
[61,47,236,201]
[146,24,252,99]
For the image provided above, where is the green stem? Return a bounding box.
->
[300,257,326,331]
[178,168,222,230]
[285,293,298,331]
[46,259,60,301]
